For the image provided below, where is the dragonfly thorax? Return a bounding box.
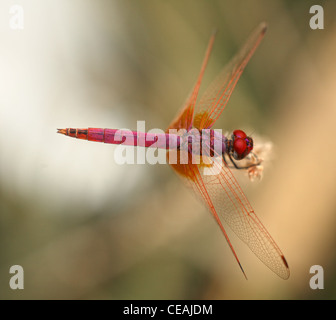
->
[177,128,227,157]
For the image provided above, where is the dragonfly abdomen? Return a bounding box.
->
[57,128,182,149]
[57,128,227,157]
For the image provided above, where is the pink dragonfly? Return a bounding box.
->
[58,23,290,280]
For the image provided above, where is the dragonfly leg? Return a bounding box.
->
[223,153,237,169]
[227,152,261,170]
[222,153,241,169]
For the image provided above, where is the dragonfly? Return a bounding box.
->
[58,22,290,280]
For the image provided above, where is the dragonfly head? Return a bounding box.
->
[228,129,253,160]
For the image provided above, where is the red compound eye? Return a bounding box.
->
[232,136,253,160]
[233,138,247,157]
[232,129,247,139]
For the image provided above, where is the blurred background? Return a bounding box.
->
[0,0,335,299]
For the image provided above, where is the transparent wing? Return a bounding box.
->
[168,149,290,279]
[166,30,216,132]
[193,22,267,130]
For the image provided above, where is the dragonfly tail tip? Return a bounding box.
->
[57,128,67,135]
